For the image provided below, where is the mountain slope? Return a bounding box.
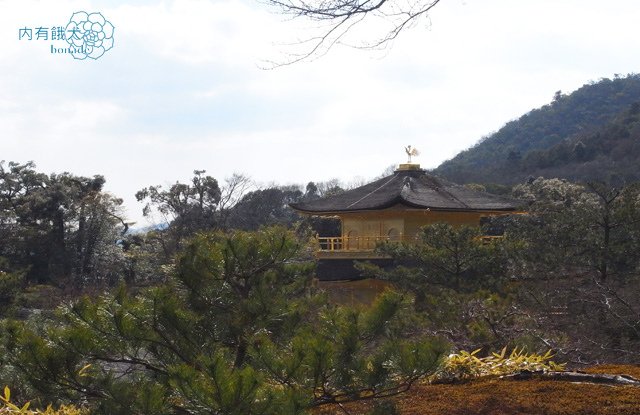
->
[514,103,640,184]
[434,75,640,184]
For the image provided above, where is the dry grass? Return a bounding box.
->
[316,365,640,415]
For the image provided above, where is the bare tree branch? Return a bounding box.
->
[263,0,442,66]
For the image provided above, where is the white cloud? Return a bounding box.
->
[109,0,281,65]
[3,0,640,224]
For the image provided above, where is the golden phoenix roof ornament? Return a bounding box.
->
[405,145,420,163]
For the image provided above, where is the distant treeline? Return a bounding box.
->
[0,161,346,290]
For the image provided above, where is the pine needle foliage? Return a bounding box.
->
[4,227,448,414]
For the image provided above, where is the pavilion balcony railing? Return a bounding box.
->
[316,235,502,251]
[316,236,405,252]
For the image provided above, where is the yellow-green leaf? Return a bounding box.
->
[78,363,92,377]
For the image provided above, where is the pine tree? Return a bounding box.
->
[4,227,448,414]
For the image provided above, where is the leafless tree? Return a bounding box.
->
[264,0,442,65]
[218,173,254,228]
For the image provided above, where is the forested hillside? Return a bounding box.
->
[512,102,640,183]
[434,74,640,184]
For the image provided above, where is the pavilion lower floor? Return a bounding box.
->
[316,278,392,306]
[315,256,395,281]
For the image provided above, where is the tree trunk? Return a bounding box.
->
[234,339,248,368]
[502,370,640,386]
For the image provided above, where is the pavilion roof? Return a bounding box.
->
[290,167,521,214]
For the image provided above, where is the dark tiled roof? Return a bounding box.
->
[291,169,521,213]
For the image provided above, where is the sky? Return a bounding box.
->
[2,0,640,226]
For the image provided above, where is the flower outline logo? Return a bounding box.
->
[65,11,115,60]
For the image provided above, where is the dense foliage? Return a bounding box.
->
[510,102,640,184]
[0,161,127,289]
[357,176,640,364]
[506,178,640,363]
[131,171,343,269]
[1,228,447,414]
[358,224,524,351]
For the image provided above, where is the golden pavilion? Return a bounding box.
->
[290,162,521,281]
